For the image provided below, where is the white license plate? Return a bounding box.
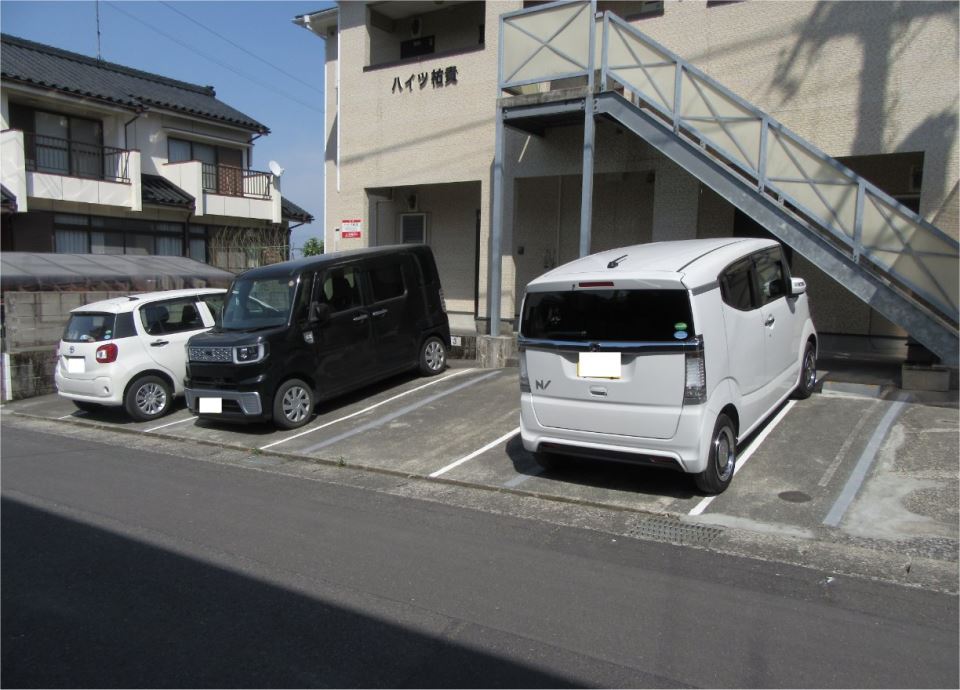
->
[199,397,222,413]
[578,352,621,379]
[66,357,85,374]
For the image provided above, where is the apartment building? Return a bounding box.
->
[295,0,958,366]
[0,33,313,273]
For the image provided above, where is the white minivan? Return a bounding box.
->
[56,288,226,421]
[518,238,817,494]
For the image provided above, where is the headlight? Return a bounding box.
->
[234,343,267,364]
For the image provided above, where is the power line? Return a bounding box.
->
[159,1,323,96]
[104,1,323,115]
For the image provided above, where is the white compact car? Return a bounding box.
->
[518,238,817,494]
[56,288,226,421]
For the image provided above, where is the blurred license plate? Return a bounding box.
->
[66,357,85,374]
[578,352,621,379]
[199,398,222,413]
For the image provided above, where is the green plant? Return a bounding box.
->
[301,237,324,257]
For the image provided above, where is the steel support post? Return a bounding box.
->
[579,95,596,257]
[488,108,505,337]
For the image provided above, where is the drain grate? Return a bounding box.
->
[627,516,724,547]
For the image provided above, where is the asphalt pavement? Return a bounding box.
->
[7,362,958,592]
[2,422,958,688]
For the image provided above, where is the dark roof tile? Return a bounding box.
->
[141,175,194,208]
[281,197,314,223]
[1,33,268,133]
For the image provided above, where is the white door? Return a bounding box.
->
[755,248,798,403]
[719,256,768,430]
[137,297,212,393]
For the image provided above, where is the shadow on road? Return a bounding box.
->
[1,497,577,688]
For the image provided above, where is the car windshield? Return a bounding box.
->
[63,312,117,343]
[221,277,297,331]
[521,289,695,342]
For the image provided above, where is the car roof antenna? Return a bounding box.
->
[607,254,628,269]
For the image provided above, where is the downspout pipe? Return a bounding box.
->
[122,108,145,150]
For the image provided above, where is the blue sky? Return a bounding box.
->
[1,0,334,252]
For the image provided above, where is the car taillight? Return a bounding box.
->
[96,343,118,363]
[683,339,706,404]
[519,347,530,392]
[438,288,447,313]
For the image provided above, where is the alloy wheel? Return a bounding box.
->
[714,426,736,482]
[424,340,445,371]
[136,382,167,416]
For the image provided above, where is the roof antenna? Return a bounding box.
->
[607,254,628,269]
[96,0,102,61]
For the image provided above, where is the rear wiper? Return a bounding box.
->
[607,254,628,269]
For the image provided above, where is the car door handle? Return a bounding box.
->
[151,340,169,347]
[765,315,776,327]
[352,314,370,323]
[372,309,388,318]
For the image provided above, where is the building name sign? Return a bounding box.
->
[391,66,458,94]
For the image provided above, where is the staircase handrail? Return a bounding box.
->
[600,11,958,322]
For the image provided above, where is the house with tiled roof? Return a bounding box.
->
[0,33,313,272]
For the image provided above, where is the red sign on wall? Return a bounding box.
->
[341,219,362,239]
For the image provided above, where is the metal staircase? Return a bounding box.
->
[492,1,958,365]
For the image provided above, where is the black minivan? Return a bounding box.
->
[184,245,450,429]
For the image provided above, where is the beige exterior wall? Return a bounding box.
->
[319,0,959,335]
[638,0,959,235]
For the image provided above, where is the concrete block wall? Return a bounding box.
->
[1,291,126,400]
[3,291,126,350]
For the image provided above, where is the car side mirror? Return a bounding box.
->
[308,301,332,324]
[790,277,807,296]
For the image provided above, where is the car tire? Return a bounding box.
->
[694,413,736,495]
[273,378,314,430]
[124,375,173,422]
[794,342,817,400]
[73,400,102,414]
[418,336,446,376]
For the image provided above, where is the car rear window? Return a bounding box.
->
[63,312,118,343]
[521,289,695,342]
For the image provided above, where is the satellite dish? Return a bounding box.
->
[268,160,285,177]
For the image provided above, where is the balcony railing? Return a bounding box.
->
[24,132,130,183]
[201,163,272,200]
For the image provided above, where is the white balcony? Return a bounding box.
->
[0,129,142,212]
[160,160,281,223]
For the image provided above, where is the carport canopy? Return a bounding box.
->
[0,253,236,292]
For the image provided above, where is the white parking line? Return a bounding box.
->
[430,427,521,478]
[57,413,77,420]
[144,415,197,433]
[503,465,543,488]
[301,371,501,454]
[822,395,908,527]
[689,400,797,516]
[260,368,476,451]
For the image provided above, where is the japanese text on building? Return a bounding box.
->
[391,66,458,94]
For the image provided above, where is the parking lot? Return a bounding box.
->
[9,359,958,568]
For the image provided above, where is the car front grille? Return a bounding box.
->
[190,376,239,390]
[189,346,232,363]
